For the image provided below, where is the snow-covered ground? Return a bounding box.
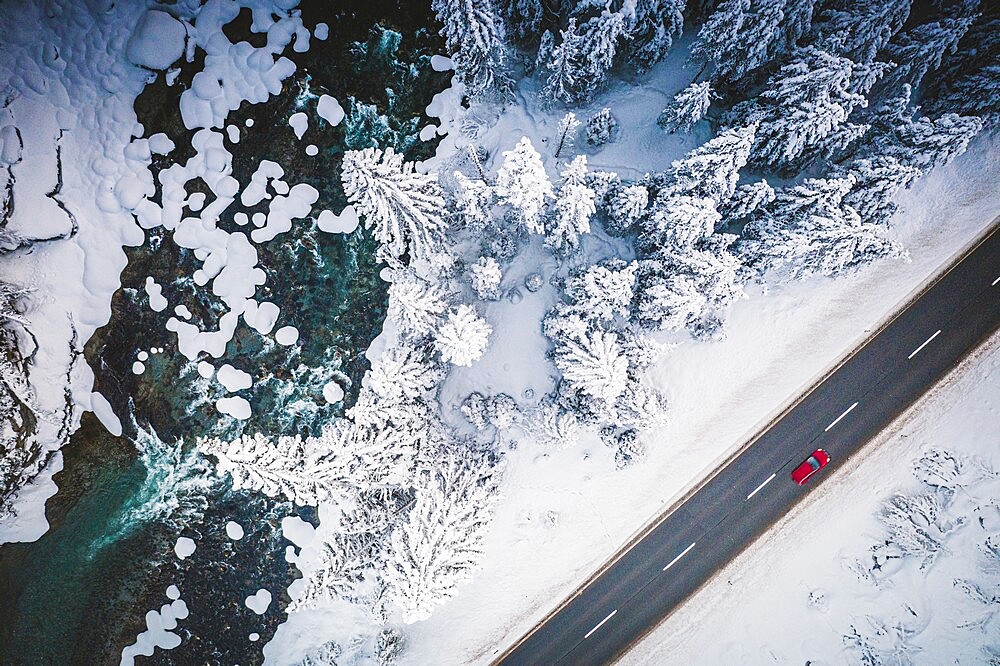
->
[399,120,1000,663]
[622,329,1000,665]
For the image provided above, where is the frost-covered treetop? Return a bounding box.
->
[495,137,553,235]
[341,146,448,264]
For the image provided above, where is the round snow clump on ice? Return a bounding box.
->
[126,10,186,70]
[216,396,251,420]
[132,361,145,375]
[431,54,454,71]
[197,361,215,379]
[305,144,318,156]
[249,633,260,642]
[245,589,272,615]
[226,521,245,540]
[166,585,180,600]
[137,350,149,361]
[174,536,196,560]
[314,22,329,40]
[323,381,344,404]
[275,326,298,346]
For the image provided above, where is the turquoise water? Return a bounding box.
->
[0,3,448,663]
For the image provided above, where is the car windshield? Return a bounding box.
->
[807,457,820,471]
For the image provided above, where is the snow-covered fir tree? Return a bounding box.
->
[384,454,501,623]
[547,155,596,252]
[720,179,775,222]
[387,271,448,338]
[658,123,755,204]
[882,14,975,93]
[585,108,619,146]
[341,147,448,264]
[434,304,492,367]
[365,345,443,405]
[495,137,553,235]
[727,47,868,170]
[553,112,581,158]
[529,401,585,449]
[810,0,911,64]
[641,195,720,254]
[431,0,513,99]
[554,329,629,403]
[469,256,502,300]
[622,0,687,70]
[542,19,584,105]
[574,10,629,99]
[739,176,904,280]
[287,529,379,611]
[606,184,649,235]
[657,81,714,134]
[564,260,638,324]
[862,87,983,171]
[834,156,921,226]
[687,0,749,77]
[924,10,1000,126]
[452,172,494,231]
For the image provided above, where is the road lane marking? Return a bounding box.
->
[584,610,617,639]
[746,473,776,500]
[908,329,942,359]
[824,401,858,432]
[993,275,1000,286]
[663,542,697,571]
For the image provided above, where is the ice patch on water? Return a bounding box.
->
[120,595,189,665]
[226,520,245,540]
[174,536,196,560]
[245,588,272,614]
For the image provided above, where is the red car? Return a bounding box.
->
[791,449,831,485]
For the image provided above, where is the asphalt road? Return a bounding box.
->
[496,222,1000,666]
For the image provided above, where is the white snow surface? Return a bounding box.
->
[316,206,359,234]
[623,332,1000,665]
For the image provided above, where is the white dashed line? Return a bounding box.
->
[825,401,859,432]
[584,610,618,639]
[663,542,697,571]
[746,473,776,500]
[908,329,942,360]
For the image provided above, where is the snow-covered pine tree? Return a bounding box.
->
[384,455,500,623]
[606,184,649,235]
[687,0,749,77]
[623,0,687,70]
[575,10,628,98]
[719,179,775,223]
[657,81,714,134]
[739,176,904,280]
[387,271,448,338]
[495,137,553,235]
[497,0,545,43]
[554,329,629,402]
[713,0,790,81]
[434,304,493,366]
[432,0,513,99]
[366,344,443,405]
[534,29,556,73]
[658,124,756,204]
[287,529,379,611]
[641,195,720,254]
[451,172,494,231]
[564,260,637,324]
[863,88,983,171]
[542,19,584,105]
[585,108,619,146]
[834,156,921,226]
[469,256,502,300]
[882,14,975,93]
[547,155,596,252]
[529,401,585,449]
[635,244,744,338]
[375,628,404,666]
[341,147,448,264]
[810,0,911,64]
[728,47,867,170]
[553,112,581,158]
[924,10,1000,126]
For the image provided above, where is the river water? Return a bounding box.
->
[0,2,447,663]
